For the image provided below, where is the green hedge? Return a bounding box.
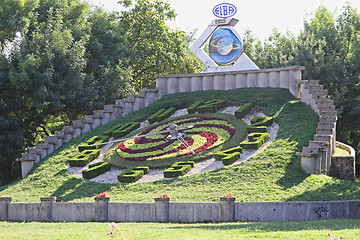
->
[156,108,176,122]
[78,135,110,152]
[117,166,150,183]
[148,109,166,124]
[163,161,194,178]
[235,103,252,119]
[222,152,241,166]
[112,122,140,139]
[250,116,274,127]
[68,149,101,167]
[82,162,111,179]
[197,99,227,113]
[187,100,204,114]
[246,125,268,133]
[240,132,269,149]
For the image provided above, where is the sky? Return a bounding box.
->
[85,0,360,40]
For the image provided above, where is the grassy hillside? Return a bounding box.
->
[0,88,359,203]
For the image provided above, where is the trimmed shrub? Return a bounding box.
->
[163,161,194,178]
[197,104,217,113]
[82,162,111,179]
[148,109,166,124]
[88,161,104,169]
[117,166,149,183]
[213,151,228,161]
[112,122,140,139]
[78,135,110,152]
[240,132,269,149]
[246,125,268,133]
[250,116,274,127]
[187,100,204,114]
[197,99,227,113]
[156,108,176,122]
[222,152,241,166]
[103,123,123,136]
[235,103,252,119]
[68,149,101,167]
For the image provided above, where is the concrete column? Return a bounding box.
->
[179,77,191,93]
[28,147,41,163]
[40,197,56,222]
[220,197,235,221]
[167,77,179,94]
[258,72,269,88]
[45,136,57,155]
[154,197,170,222]
[269,71,280,88]
[72,120,84,139]
[94,197,110,222]
[279,70,289,89]
[156,77,167,98]
[289,69,302,99]
[247,73,258,87]
[0,197,12,221]
[224,74,236,90]
[82,115,93,134]
[123,101,133,116]
[191,76,202,92]
[144,91,157,107]
[214,75,225,90]
[54,132,65,150]
[21,159,35,178]
[235,74,247,88]
[102,112,111,125]
[203,76,214,90]
[133,95,145,112]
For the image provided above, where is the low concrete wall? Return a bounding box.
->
[1,197,359,222]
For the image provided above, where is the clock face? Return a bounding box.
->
[117,115,237,162]
[209,28,242,65]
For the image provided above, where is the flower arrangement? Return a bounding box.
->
[157,193,170,198]
[96,191,108,198]
[106,222,117,237]
[222,192,234,198]
[326,233,343,240]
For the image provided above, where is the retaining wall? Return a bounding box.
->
[1,197,359,222]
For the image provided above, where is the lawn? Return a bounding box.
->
[0,88,359,203]
[0,219,359,240]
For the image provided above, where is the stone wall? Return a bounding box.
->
[20,89,158,178]
[1,197,359,222]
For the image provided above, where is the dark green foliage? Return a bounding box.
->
[187,100,204,114]
[117,166,149,183]
[156,108,176,122]
[197,99,227,113]
[88,162,105,169]
[197,105,217,113]
[246,126,268,133]
[235,103,252,119]
[82,162,111,179]
[68,149,101,167]
[112,122,140,139]
[240,133,270,149]
[148,109,166,124]
[163,161,193,178]
[78,135,110,152]
[250,117,274,127]
[222,152,241,166]
[103,123,124,136]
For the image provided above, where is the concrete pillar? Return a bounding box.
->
[179,77,191,93]
[102,112,111,125]
[167,77,179,94]
[301,156,317,174]
[220,197,235,221]
[214,75,225,90]
[154,197,170,222]
[40,197,56,222]
[258,72,269,88]
[82,115,93,134]
[72,120,84,138]
[269,71,280,88]
[45,136,57,155]
[289,69,302,99]
[202,76,214,90]
[225,74,236,90]
[279,70,289,89]
[235,73,247,88]
[156,77,167,98]
[94,197,110,222]
[21,159,35,178]
[54,132,65,149]
[247,73,258,87]
[144,90,157,107]
[63,126,74,143]
[191,76,202,92]
[123,101,133,116]
[28,147,41,163]
[0,197,12,221]
[133,95,145,112]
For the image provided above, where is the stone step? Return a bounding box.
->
[319,116,337,123]
[296,146,319,156]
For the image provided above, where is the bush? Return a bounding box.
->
[68,149,101,167]
[112,122,140,139]
[156,108,176,122]
[246,125,268,133]
[235,103,252,119]
[187,100,204,114]
[250,117,274,127]
[82,162,111,179]
[240,132,269,149]
[148,108,166,124]
[117,166,149,183]
[222,152,241,166]
[197,99,227,113]
[163,161,193,178]
[78,135,110,152]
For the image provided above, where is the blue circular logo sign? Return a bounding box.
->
[213,3,237,18]
[209,28,242,65]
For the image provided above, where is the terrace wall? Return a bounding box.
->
[1,197,359,222]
